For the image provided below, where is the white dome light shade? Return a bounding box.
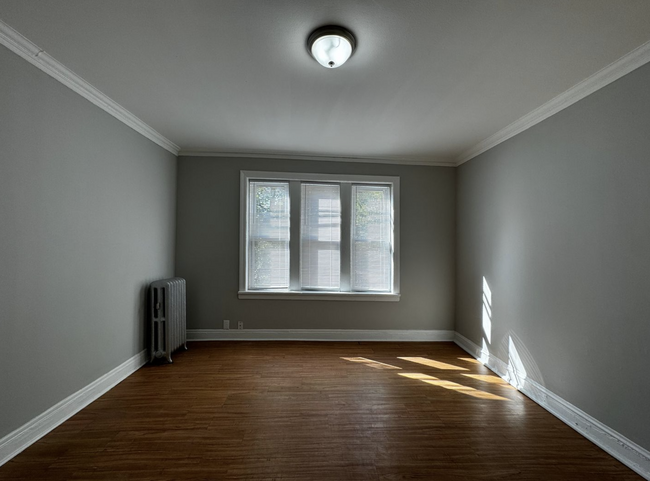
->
[311,35,352,68]
[308,26,356,69]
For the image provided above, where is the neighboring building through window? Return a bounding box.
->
[239,171,400,301]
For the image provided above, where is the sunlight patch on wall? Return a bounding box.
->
[482,276,492,344]
[496,331,545,389]
[480,338,490,365]
[505,336,528,389]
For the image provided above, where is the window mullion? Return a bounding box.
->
[289,180,301,291]
[340,183,352,292]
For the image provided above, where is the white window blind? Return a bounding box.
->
[248,182,290,289]
[300,184,341,290]
[351,184,392,292]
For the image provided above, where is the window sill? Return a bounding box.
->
[238,291,400,302]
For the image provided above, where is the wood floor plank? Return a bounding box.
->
[0,342,641,480]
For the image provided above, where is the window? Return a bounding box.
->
[247,181,290,289]
[351,184,392,292]
[240,171,400,301]
[300,183,341,290]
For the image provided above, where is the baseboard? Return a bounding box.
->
[187,329,455,342]
[0,350,147,468]
[453,333,650,480]
[5,336,647,479]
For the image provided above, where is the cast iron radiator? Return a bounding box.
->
[149,277,187,363]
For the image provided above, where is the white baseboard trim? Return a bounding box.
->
[0,350,147,468]
[4,335,648,479]
[453,333,650,480]
[188,329,455,342]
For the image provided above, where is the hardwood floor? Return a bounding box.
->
[0,342,640,480]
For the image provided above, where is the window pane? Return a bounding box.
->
[351,185,392,292]
[300,184,341,290]
[248,182,290,289]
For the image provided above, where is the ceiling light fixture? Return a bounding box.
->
[308,25,356,69]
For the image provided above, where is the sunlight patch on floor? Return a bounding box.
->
[399,373,509,401]
[398,372,437,380]
[422,379,509,401]
[458,357,481,364]
[462,374,515,389]
[341,357,401,370]
[398,357,468,371]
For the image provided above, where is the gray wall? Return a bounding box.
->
[456,62,650,449]
[176,157,455,331]
[0,46,177,438]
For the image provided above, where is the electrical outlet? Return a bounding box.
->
[223,320,230,330]
[238,321,244,330]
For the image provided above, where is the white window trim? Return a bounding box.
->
[239,170,400,301]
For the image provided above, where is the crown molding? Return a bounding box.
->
[178,150,455,167]
[5,13,649,167]
[0,18,180,156]
[457,39,650,166]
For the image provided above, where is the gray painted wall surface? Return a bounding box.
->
[176,157,455,331]
[0,46,177,438]
[456,63,650,449]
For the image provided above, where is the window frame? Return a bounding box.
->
[239,170,400,301]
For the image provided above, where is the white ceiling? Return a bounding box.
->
[1,0,650,164]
